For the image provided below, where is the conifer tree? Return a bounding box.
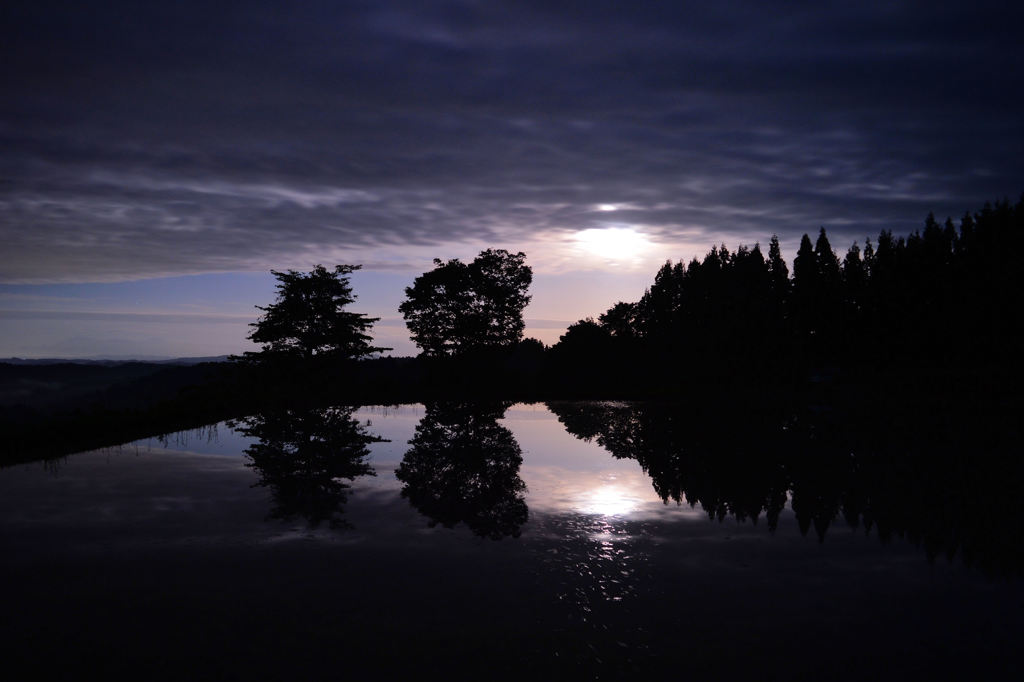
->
[767,235,790,295]
[246,264,385,362]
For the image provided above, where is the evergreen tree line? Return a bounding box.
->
[551,195,1023,384]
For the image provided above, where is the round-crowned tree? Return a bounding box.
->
[399,249,532,356]
[246,264,386,361]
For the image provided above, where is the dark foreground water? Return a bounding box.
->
[1,402,1021,679]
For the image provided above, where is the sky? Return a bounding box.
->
[1,1,1022,358]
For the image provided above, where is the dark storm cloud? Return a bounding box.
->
[1,0,1021,281]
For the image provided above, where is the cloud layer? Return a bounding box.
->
[2,1,1022,282]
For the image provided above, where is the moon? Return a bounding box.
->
[574,227,654,262]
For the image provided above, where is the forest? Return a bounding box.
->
[550,195,1022,391]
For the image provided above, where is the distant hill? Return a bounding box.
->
[0,356,230,366]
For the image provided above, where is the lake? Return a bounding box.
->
[1,401,1021,679]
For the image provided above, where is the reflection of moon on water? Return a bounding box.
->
[578,482,642,517]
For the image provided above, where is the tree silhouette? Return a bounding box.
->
[814,227,841,287]
[766,234,789,298]
[598,301,639,340]
[814,228,842,345]
[840,241,867,352]
[245,264,386,361]
[395,402,528,539]
[791,232,818,344]
[399,249,532,356]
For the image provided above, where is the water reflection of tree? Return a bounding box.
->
[547,400,1024,576]
[230,407,379,528]
[553,401,791,530]
[396,402,527,540]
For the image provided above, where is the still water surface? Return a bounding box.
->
[1,402,1021,679]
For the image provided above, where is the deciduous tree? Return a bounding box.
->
[400,249,532,356]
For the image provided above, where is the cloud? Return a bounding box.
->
[1,1,1021,283]
[0,310,251,324]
